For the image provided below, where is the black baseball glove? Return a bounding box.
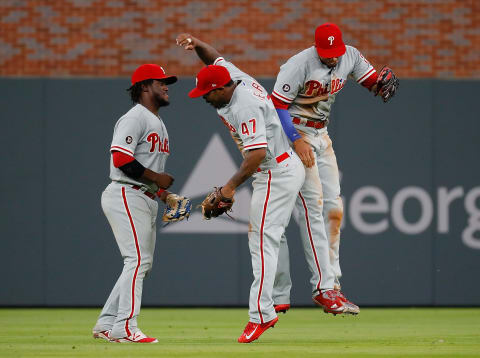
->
[374,66,399,103]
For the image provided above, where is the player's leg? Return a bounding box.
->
[247,171,282,325]
[290,132,335,293]
[247,164,304,324]
[317,132,359,314]
[119,201,158,334]
[292,132,353,314]
[99,184,158,339]
[316,132,343,288]
[94,185,123,335]
[272,233,292,311]
[294,160,336,293]
[93,274,121,334]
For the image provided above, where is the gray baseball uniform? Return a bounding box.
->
[272,45,376,295]
[94,103,170,338]
[213,57,305,324]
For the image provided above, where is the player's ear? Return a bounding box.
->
[141,81,152,93]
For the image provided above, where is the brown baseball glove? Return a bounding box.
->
[200,187,234,220]
[374,66,399,103]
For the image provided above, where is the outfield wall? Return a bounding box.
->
[1,78,479,307]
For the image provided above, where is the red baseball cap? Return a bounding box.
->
[188,65,232,98]
[315,23,346,58]
[131,64,177,86]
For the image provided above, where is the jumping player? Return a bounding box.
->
[92,64,188,343]
[271,23,398,314]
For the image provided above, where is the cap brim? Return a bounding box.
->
[188,87,211,98]
[316,44,346,58]
[159,76,177,85]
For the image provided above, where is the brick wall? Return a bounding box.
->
[1,0,478,78]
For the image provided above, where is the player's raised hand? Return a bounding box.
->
[175,33,221,65]
[293,138,315,168]
[155,172,174,189]
[176,33,196,50]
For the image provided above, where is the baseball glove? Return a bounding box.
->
[162,193,192,222]
[374,66,399,103]
[200,187,234,220]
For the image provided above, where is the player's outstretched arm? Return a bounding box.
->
[198,149,264,220]
[221,148,266,198]
[176,33,221,65]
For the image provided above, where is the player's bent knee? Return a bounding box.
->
[137,260,153,275]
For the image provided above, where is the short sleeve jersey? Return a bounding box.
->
[109,104,170,191]
[213,57,292,170]
[272,45,375,126]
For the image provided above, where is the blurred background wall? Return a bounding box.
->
[1,0,478,78]
[1,0,479,307]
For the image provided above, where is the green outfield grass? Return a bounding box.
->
[0,308,479,358]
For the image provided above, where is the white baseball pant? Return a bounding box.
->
[247,155,305,323]
[93,182,158,338]
[273,129,342,303]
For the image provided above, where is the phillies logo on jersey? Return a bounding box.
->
[330,75,346,95]
[304,80,329,97]
[147,132,169,153]
[219,116,236,133]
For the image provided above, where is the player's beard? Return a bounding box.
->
[210,102,225,109]
[321,59,338,68]
[155,94,170,107]
[157,98,170,107]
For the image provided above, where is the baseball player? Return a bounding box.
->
[92,64,191,343]
[271,23,398,314]
[176,33,351,343]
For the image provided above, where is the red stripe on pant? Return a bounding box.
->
[298,192,322,291]
[121,187,142,337]
[257,170,272,324]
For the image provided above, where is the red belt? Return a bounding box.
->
[257,151,290,172]
[292,117,325,129]
[132,185,156,199]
